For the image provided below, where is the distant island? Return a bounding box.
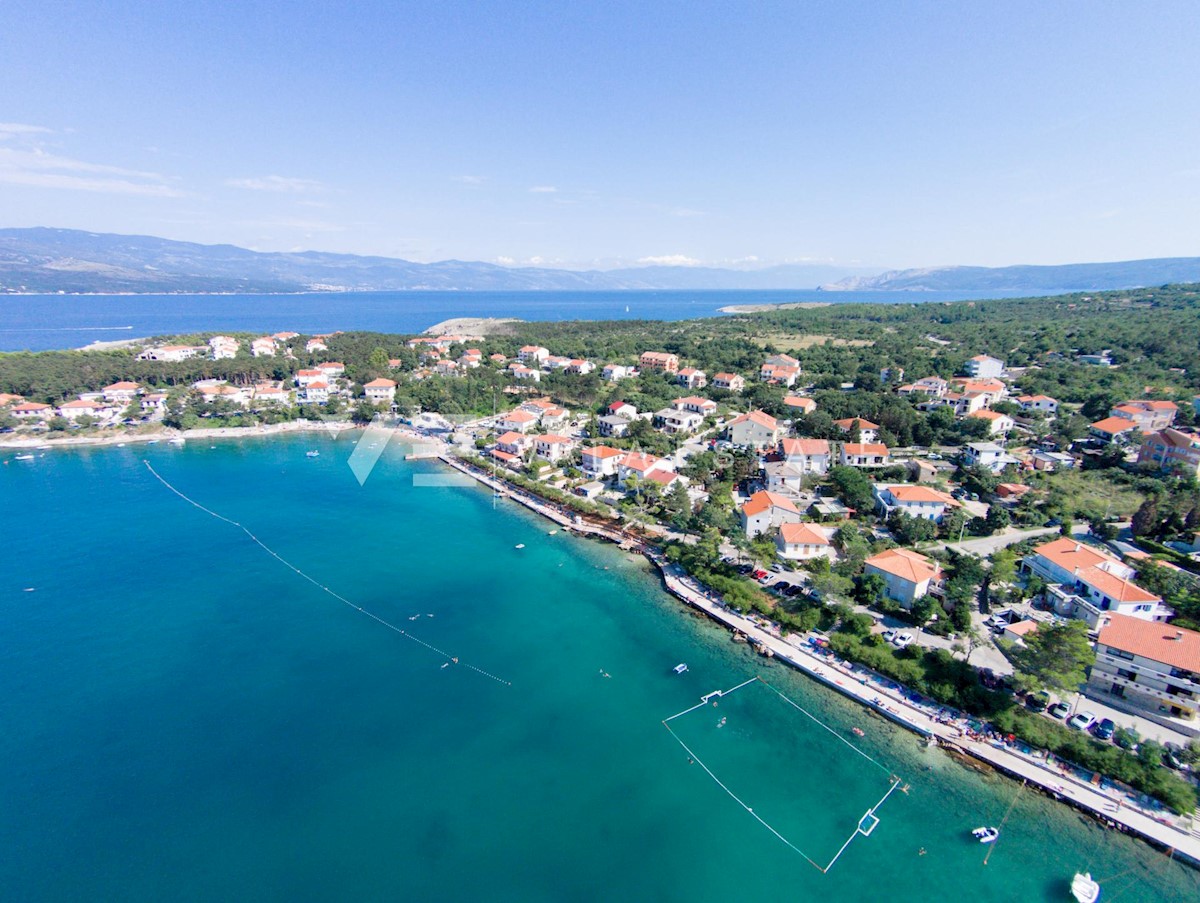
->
[5,226,1200,296]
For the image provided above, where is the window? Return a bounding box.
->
[1106,647,1134,661]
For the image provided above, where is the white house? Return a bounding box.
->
[534,434,574,462]
[783,394,816,415]
[1017,394,1058,416]
[1088,615,1199,728]
[839,442,890,468]
[138,344,204,362]
[712,372,745,392]
[518,345,550,364]
[961,441,1017,473]
[776,522,835,561]
[597,415,632,438]
[764,462,805,495]
[209,336,240,359]
[57,399,114,420]
[963,355,1005,379]
[251,337,277,357]
[581,445,626,478]
[760,363,800,386]
[833,418,879,443]
[140,393,168,412]
[654,408,704,435]
[676,368,707,389]
[499,409,539,433]
[639,351,679,373]
[101,381,142,405]
[778,438,831,475]
[673,395,718,416]
[296,369,325,388]
[316,362,345,379]
[873,484,958,522]
[864,549,942,609]
[602,363,633,381]
[494,431,533,457]
[363,378,397,403]
[968,409,1015,436]
[739,490,802,537]
[511,364,542,382]
[300,381,329,404]
[618,451,676,488]
[566,359,595,375]
[11,401,53,420]
[305,338,328,353]
[726,410,780,450]
[251,386,287,405]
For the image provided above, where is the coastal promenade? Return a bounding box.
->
[435,451,1200,865]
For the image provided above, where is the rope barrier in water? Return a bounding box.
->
[662,676,904,873]
[143,460,511,687]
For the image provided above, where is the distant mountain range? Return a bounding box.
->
[821,258,1200,292]
[1,227,1197,295]
[0,228,875,294]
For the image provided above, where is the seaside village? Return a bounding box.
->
[6,328,1200,820]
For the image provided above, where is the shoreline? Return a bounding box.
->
[718,301,832,313]
[0,419,360,450]
[436,451,1200,867]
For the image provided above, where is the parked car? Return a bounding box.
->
[1068,712,1097,731]
[1093,718,1116,741]
[1026,691,1050,713]
[928,453,942,460]
[1048,702,1070,719]
[882,629,897,643]
[892,632,915,648]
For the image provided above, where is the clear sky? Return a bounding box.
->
[2,1,1198,270]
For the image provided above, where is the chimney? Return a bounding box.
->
[1074,543,1081,553]
[1176,631,1185,641]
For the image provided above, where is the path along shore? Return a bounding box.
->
[0,419,359,450]
[437,451,1200,866]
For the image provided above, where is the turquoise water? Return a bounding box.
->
[1,437,1196,902]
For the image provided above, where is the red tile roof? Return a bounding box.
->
[865,548,940,584]
[1098,614,1200,670]
[742,490,799,517]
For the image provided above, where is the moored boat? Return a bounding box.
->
[971,826,999,844]
[673,663,688,674]
[1070,872,1100,903]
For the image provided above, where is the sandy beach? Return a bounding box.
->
[422,316,522,335]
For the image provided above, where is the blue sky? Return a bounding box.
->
[2,1,1198,269]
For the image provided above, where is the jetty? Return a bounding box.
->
[436,451,1200,865]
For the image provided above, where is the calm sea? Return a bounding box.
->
[0,288,1041,352]
[1,436,1194,901]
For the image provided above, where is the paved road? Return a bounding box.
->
[937,524,1083,557]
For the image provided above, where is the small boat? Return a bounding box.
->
[673,663,688,674]
[306,450,320,458]
[440,662,450,669]
[851,727,865,737]
[1070,872,1100,903]
[548,529,558,535]
[515,543,525,549]
[169,438,185,446]
[14,454,35,461]
[971,826,999,844]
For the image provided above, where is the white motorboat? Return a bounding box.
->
[14,454,35,461]
[971,826,999,844]
[168,437,185,446]
[515,543,525,549]
[673,663,688,674]
[306,450,320,458]
[1070,872,1100,903]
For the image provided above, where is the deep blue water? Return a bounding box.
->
[0,288,1040,351]
[1,437,1196,901]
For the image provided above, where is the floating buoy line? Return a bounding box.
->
[143,460,511,687]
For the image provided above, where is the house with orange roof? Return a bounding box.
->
[1021,537,1170,627]
[1088,416,1142,444]
[672,395,717,416]
[305,338,328,353]
[653,407,704,435]
[833,417,880,443]
[141,393,169,412]
[602,363,634,381]
[581,445,626,478]
[1088,615,1200,727]
[778,437,831,475]
[618,451,676,489]
[0,392,24,407]
[873,484,958,522]
[776,522,836,561]
[251,386,286,405]
[759,362,800,386]
[838,442,890,468]
[316,362,345,379]
[1110,399,1178,431]
[764,353,799,368]
[533,434,575,463]
[209,335,239,359]
[782,394,816,414]
[712,373,745,392]
[196,384,250,406]
[1138,427,1200,477]
[138,344,205,362]
[1016,394,1058,416]
[518,345,550,364]
[296,369,325,388]
[101,381,142,404]
[951,377,1007,405]
[898,376,949,398]
[676,367,707,389]
[968,409,1014,436]
[363,378,397,403]
[299,381,329,403]
[250,337,277,357]
[57,398,115,420]
[499,409,538,434]
[510,364,541,382]
[11,401,53,420]
[864,549,942,608]
[726,410,780,450]
[639,351,679,373]
[566,359,595,375]
[739,490,802,537]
